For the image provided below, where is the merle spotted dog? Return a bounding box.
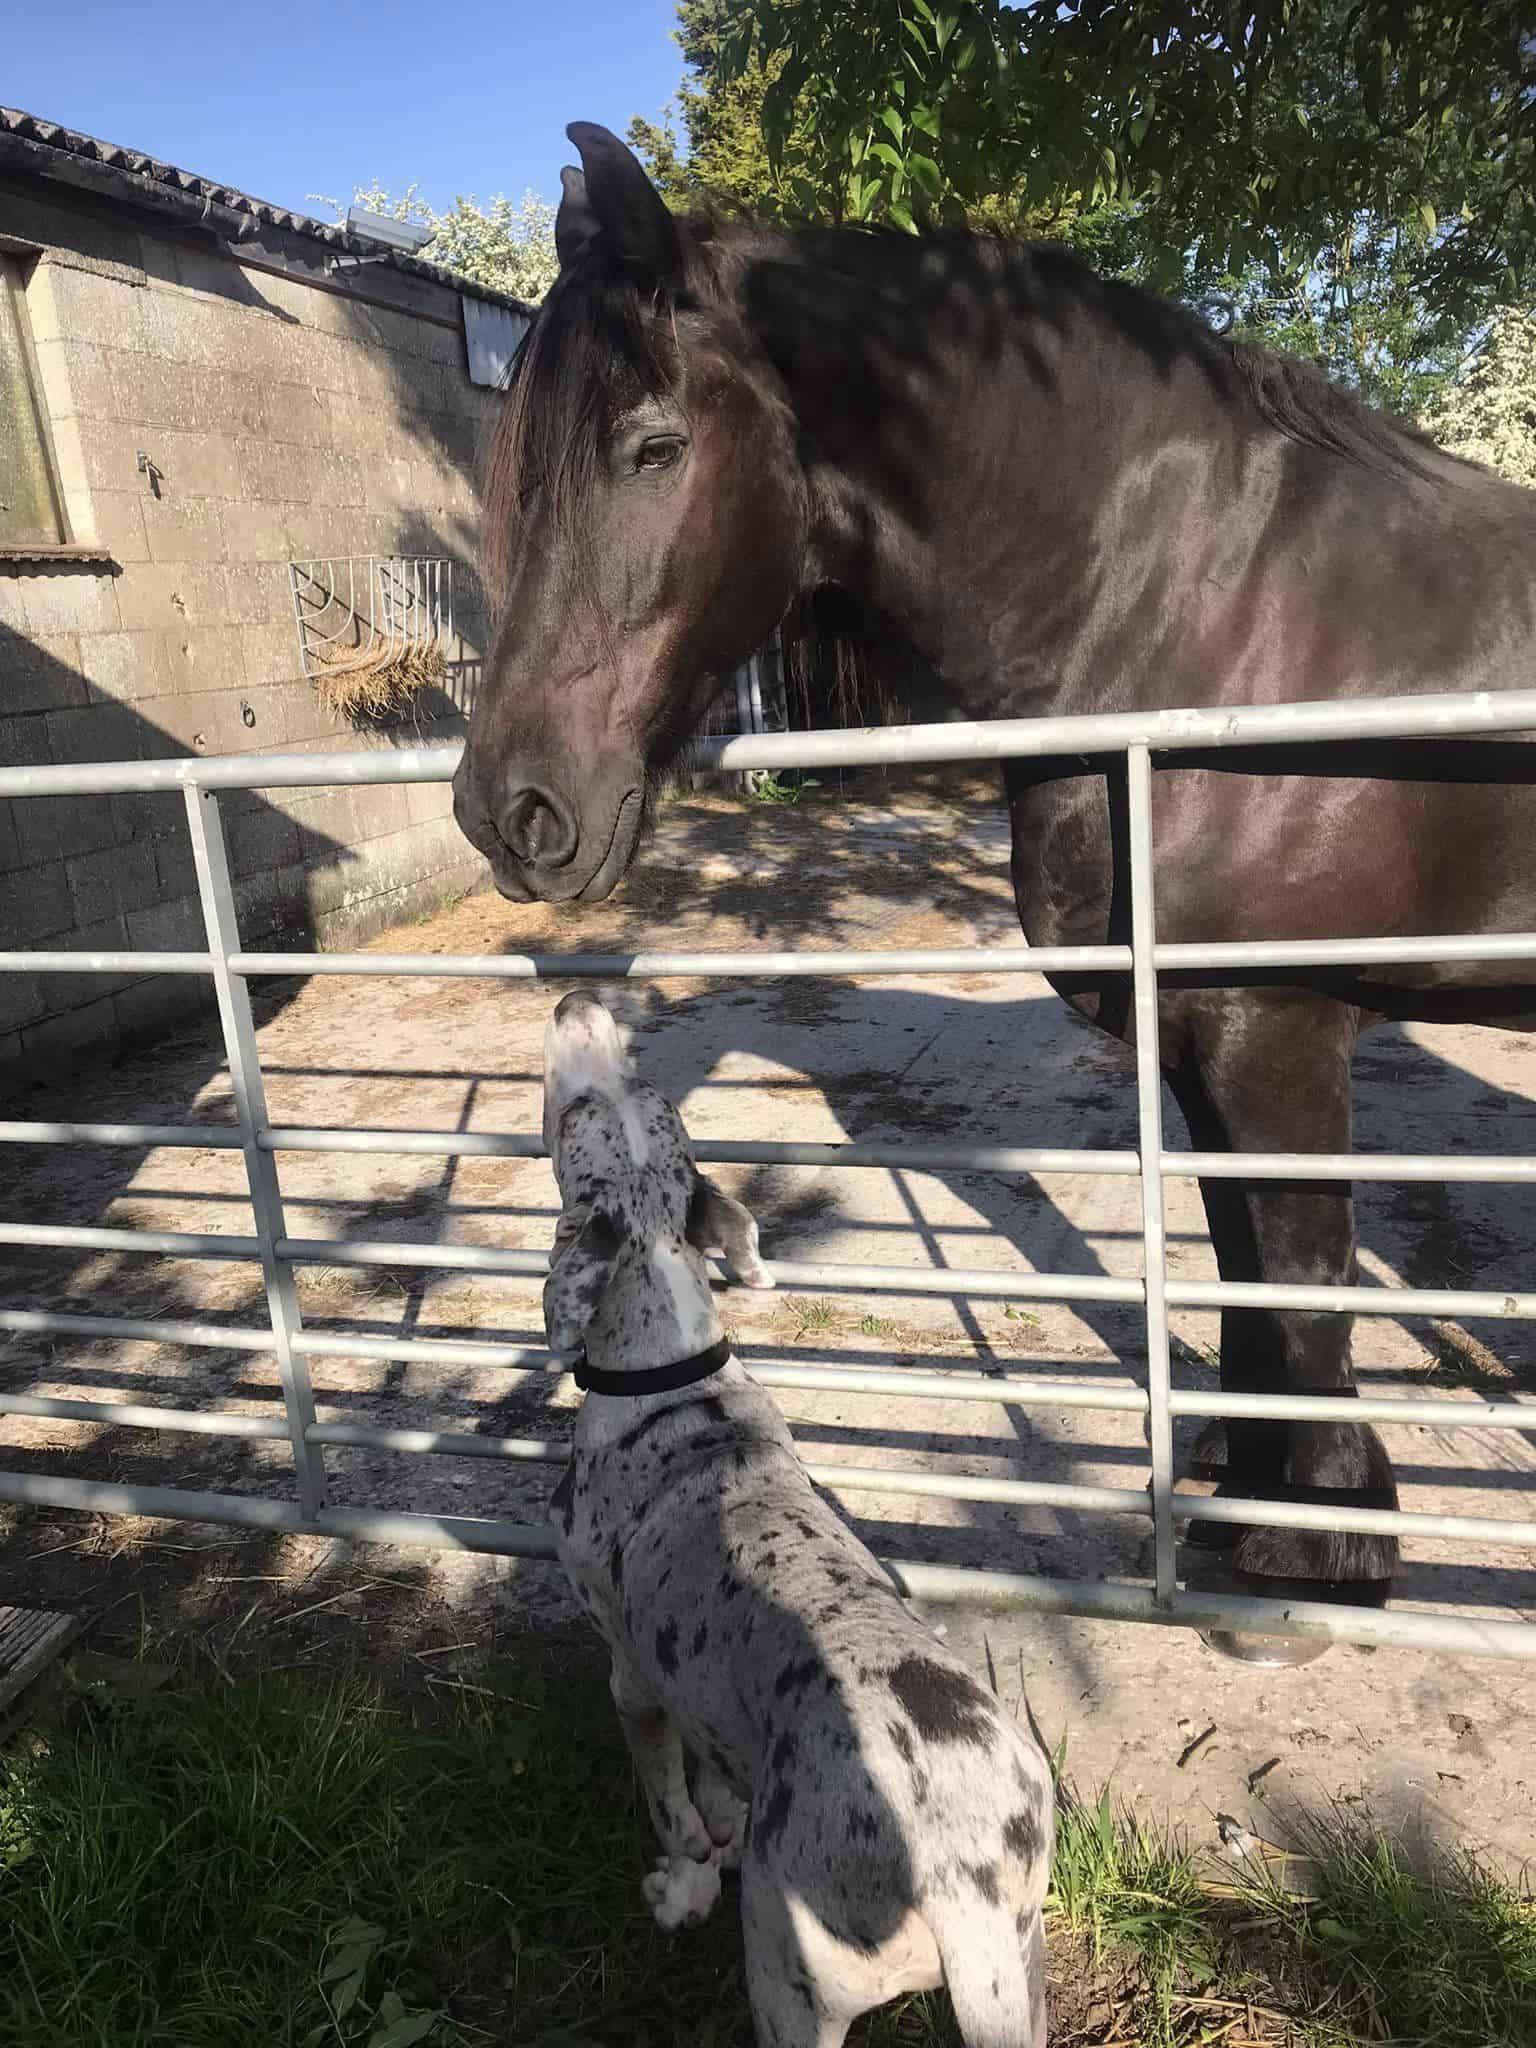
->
[541,991,1054,2047]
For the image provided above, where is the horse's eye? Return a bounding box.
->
[635,435,685,473]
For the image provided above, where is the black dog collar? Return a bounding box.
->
[572,1337,732,1397]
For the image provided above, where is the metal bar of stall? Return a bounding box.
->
[9,1115,1536,1188]
[5,1293,1532,1432]
[183,786,327,1519]
[3,683,1536,797]
[1126,745,1178,1606]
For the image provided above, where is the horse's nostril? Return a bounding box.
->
[500,785,578,868]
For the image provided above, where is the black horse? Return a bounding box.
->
[454,121,1536,1616]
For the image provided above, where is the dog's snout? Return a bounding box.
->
[500,783,578,870]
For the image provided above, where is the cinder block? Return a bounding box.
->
[224,562,289,626]
[30,337,116,422]
[136,288,229,370]
[240,622,304,690]
[0,971,45,1034]
[150,429,243,501]
[141,490,226,565]
[80,416,151,495]
[45,914,137,1006]
[151,826,198,902]
[0,628,88,713]
[21,994,121,1069]
[114,971,209,1046]
[44,701,148,767]
[126,893,203,952]
[221,499,295,563]
[79,627,169,706]
[14,791,120,867]
[261,382,328,448]
[0,860,73,945]
[204,366,269,437]
[0,801,21,873]
[114,562,230,632]
[238,437,311,505]
[33,265,145,350]
[235,858,312,943]
[159,622,245,696]
[16,564,122,638]
[229,802,302,878]
[172,241,255,305]
[79,490,151,565]
[67,839,160,925]
[148,686,263,759]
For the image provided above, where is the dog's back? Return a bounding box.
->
[561,1365,1053,2043]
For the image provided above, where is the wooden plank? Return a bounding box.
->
[0,1605,82,1714]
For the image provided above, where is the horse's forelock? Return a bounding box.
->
[482,251,690,598]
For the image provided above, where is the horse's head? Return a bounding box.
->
[455,123,807,902]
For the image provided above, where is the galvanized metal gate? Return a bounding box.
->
[3,688,1536,1661]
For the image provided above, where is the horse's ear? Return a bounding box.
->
[556,165,600,270]
[566,120,680,281]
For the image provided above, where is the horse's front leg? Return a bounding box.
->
[1166,990,1399,1609]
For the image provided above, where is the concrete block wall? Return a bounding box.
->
[0,177,502,1070]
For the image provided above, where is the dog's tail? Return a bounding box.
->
[931,1899,1047,2048]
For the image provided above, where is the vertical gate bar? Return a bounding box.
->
[183,786,326,1518]
[1127,743,1177,1605]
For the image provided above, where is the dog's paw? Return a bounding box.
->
[699,1792,747,1872]
[641,1853,722,1931]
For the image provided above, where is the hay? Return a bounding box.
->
[311,635,447,725]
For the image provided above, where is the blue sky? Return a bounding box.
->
[5,1,686,218]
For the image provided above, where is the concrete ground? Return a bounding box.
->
[2,769,1533,1879]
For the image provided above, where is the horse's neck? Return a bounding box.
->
[778,239,1254,723]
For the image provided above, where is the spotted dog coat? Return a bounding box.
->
[542,992,1054,2047]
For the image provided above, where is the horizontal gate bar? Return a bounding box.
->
[272,1234,1536,1321]
[0,1221,261,1261]
[2,1468,1532,1658]
[7,933,1535,983]
[4,685,1535,796]
[1169,1386,1536,1430]
[274,1235,1148,1302]
[0,1391,288,1439]
[5,1311,1525,1431]
[880,1563,1536,1661]
[6,1121,1532,1193]
[1172,1489,1536,1549]
[263,1127,1140,1174]
[231,944,1119,979]
[0,1119,241,1150]
[1168,1151,1536,1183]
[0,950,215,975]
[0,1306,272,1352]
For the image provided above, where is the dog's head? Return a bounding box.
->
[541,991,774,1370]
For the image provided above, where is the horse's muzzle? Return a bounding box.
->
[453,768,644,905]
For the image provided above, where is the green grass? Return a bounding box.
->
[1,1651,1532,2047]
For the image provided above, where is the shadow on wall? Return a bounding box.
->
[0,617,349,1066]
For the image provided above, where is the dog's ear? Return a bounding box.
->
[543,1205,623,1358]
[686,1174,774,1289]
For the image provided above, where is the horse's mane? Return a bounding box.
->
[481,213,1447,655]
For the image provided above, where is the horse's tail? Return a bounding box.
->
[930,1898,1048,2048]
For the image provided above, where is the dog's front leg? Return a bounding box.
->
[608,1651,722,1932]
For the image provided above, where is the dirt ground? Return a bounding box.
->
[2,767,1534,1879]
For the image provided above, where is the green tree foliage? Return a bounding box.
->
[638,2,1523,411]
[1420,310,1536,489]
[318,183,560,303]
[718,3,1531,323]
